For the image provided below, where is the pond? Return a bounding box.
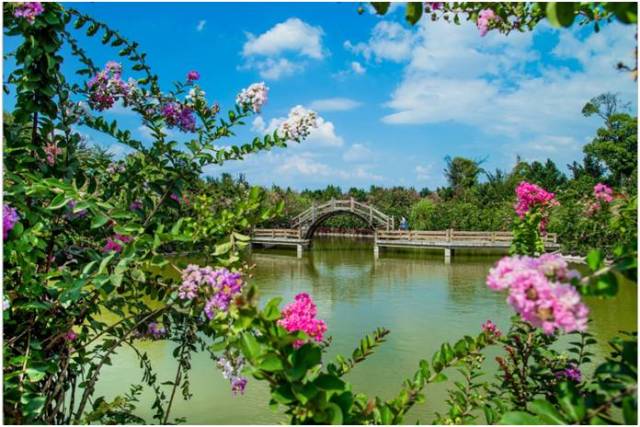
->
[96,237,637,424]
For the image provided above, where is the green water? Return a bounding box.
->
[97,237,637,424]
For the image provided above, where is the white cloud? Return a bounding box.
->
[106,142,134,159]
[378,18,636,145]
[251,116,266,132]
[241,18,325,79]
[277,153,335,176]
[309,98,361,112]
[345,21,414,62]
[351,61,366,74]
[196,20,206,31]
[243,18,325,59]
[343,143,373,162]
[415,164,433,182]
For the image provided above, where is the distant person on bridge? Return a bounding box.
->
[400,216,408,231]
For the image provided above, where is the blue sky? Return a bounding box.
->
[3,2,637,190]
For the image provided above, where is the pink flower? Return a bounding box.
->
[65,330,77,341]
[277,293,327,347]
[3,204,19,241]
[13,2,44,24]
[44,142,63,166]
[593,183,613,203]
[515,181,558,218]
[102,233,132,253]
[187,70,200,81]
[425,2,443,11]
[482,320,501,338]
[486,254,588,335]
[236,82,269,113]
[476,8,498,36]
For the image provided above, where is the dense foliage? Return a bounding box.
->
[2,2,637,426]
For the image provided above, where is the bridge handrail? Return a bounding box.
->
[290,199,391,229]
[376,229,558,244]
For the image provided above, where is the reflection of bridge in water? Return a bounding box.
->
[251,198,559,262]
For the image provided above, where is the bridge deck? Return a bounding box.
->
[251,228,560,259]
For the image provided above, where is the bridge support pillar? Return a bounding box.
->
[373,244,379,259]
[444,247,452,264]
[296,244,303,259]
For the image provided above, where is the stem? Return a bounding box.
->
[163,322,191,424]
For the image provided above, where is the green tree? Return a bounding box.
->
[443,156,482,194]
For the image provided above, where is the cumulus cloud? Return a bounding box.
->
[351,61,366,74]
[343,143,373,162]
[241,18,326,79]
[415,164,433,182]
[344,21,414,62]
[374,18,636,156]
[309,97,361,112]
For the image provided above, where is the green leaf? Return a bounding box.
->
[405,2,423,25]
[258,353,284,372]
[557,382,586,423]
[530,400,566,424]
[262,297,282,321]
[91,212,110,229]
[546,2,576,27]
[622,395,637,425]
[586,249,603,271]
[48,193,68,210]
[499,411,544,425]
[326,402,344,425]
[371,2,390,15]
[241,333,263,362]
[315,374,346,391]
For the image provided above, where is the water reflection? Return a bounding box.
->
[95,237,636,424]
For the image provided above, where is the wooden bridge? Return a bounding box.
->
[251,199,560,261]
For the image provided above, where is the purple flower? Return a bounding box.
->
[129,200,143,211]
[556,364,582,382]
[482,320,502,338]
[13,2,44,24]
[102,233,132,253]
[65,200,87,221]
[147,322,167,339]
[87,62,137,111]
[3,204,20,241]
[187,70,200,81]
[65,330,78,341]
[178,265,245,319]
[425,2,443,11]
[231,377,248,395]
[161,102,196,132]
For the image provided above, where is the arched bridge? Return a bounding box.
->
[251,198,560,260]
[291,199,393,239]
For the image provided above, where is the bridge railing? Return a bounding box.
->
[253,228,302,239]
[291,198,391,229]
[376,230,558,244]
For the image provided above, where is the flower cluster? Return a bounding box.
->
[179,266,244,319]
[236,82,268,113]
[486,254,588,335]
[277,293,327,348]
[106,162,126,174]
[13,2,44,24]
[147,322,167,339]
[102,233,132,253]
[43,142,63,166]
[482,320,502,338]
[129,200,143,211]
[515,181,558,219]
[161,102,196,132]
[425,2,444,12]
[216,352,247,395]
[555,363,582,382]
[87,62,137,111]
[3,204,20,241]
[65,330,78,342]
[477,8,499,36]
[278,106,318,142]
[187,70,200,81]
[593,183,613,203]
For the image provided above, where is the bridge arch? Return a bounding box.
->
[291,199,393,240]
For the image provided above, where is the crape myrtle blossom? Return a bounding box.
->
[277,293,327,349]
[65,200,88,221]
[87,61,138,111]
[13,2,44,24]
[236,82,268,113]
[43,142,63,166]
[555,363,582,382]
[102,233,133,253]
[106,162,126,174]
[593,183,614,203]
[186,70,200,81]
[161,102,196,132]
[486,254,588,335]
[216,352,248,395]
[425,2,444,11]
[278,106,318,142]
[147,322,167,339]
[129,200,143,211]
[482,320,502,338]
[65,330,78,341]
[477,8,499,36]
[178,265,245,319]
[3,204,20,241]
[514,181,558,232]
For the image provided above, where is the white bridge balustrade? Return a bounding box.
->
[250,199,560,261]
